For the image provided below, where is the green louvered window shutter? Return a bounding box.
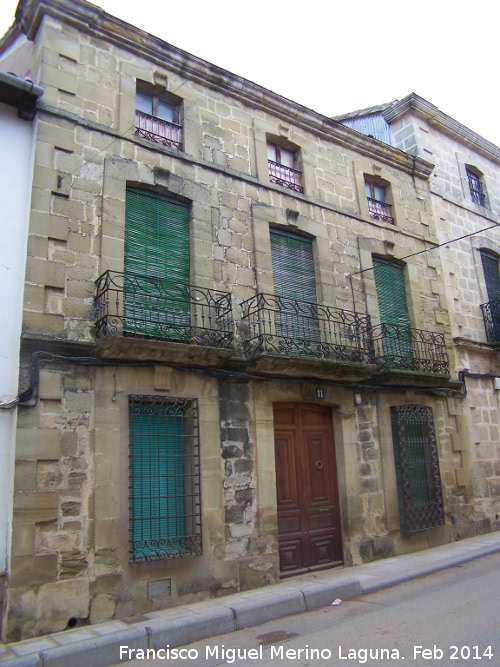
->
[270,230,319,352]
[373,257,413,367]
[480,251,500,303]
[480,251,500,342]
[391,405,444,533]
[129,399,186,561]
[124,188,190,339]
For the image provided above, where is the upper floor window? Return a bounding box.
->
[135,89,182,150]
[365,180,394,224]
[267,142,303,193]
[480,250,500,343]
[466,167,486,206]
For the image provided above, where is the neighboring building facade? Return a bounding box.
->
[337,94,500,536]
[0,0,494,641]
[0,67,43,628]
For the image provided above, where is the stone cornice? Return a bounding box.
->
[15,0,434,180]
[452,337,500,353]
[383,93,500,166]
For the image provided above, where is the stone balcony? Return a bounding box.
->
[94,270,234,365]
[240,293,451,386]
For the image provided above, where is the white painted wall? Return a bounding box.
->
[0,100,35,575]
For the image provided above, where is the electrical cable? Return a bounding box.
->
[2,349,457,410]
[347,220,500,280]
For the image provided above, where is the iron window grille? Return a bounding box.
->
[129,395,202,563]
[391,404,445,533]
[466,168,486,206]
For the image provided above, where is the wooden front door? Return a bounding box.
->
[274,403,342,575]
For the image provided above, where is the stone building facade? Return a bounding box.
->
[0,0,493,641]
[337,94,500,535]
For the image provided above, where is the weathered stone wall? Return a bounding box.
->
[390,111,500,342]
[17,13,444,349]
[390,111,500,534]
[455,346,500,533]
[6,361,93,641]
[219,380,279,590]
[1,0,478,641]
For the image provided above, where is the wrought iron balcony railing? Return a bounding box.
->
[480,299,500,343]
[372,323,449,375]
[95,270,233,349]
[268,160,304,193]
[367,197,394,224]
[134,110,182,150]
[241,293,374,363]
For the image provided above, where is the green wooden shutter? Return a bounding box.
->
[372,258,410,327]
[480,251,500,303]
[270,230,319,349]
[124,188,190,338]
[129,401,185,561]
[373,257,413,366]
[125,187,189,284]
[271,230,316,302]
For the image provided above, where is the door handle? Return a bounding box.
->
[316,460,323,470]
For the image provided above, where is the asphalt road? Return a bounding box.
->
[118,551,500,666]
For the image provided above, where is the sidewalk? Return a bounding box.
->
[1,531,500,667]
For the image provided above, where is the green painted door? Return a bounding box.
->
[373,257,413,367]
[124,188,190,339]
[129,401,185,561]
[270,230,319,353]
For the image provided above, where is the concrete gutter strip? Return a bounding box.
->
[1,532,499,666]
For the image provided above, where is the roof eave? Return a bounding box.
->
[382,93,500,164]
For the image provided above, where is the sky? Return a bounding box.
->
[1,0,499,147]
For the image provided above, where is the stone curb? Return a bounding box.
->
[1,533,500,666]
[40,628,147,667]
[358,537,500,595]
[143,606,236,652]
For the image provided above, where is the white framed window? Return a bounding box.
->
[365,179,394,224]
[466,166,486,206]
[135,89,182,150]
[266,141,303,193]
